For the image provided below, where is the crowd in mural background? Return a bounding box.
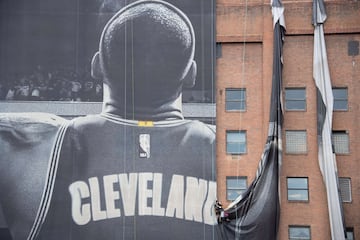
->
[0,65,213,103]
[0,65,103,102]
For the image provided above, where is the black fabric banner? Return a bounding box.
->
[216,0,285,238]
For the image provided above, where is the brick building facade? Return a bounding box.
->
[216,0,360,239]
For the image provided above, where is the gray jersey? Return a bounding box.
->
[30,113,218,240]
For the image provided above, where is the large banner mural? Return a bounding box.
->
[0,0,217,239]
[0,0,214,104]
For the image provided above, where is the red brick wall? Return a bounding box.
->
[216,0,360,239]
[216,42,265,202]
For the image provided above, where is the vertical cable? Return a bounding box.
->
[130,9,137,240]
[232,1,249,233]
[236,0,249,196]
[210,0,217,239]
[122,2,128,239]
[75,0,80,74]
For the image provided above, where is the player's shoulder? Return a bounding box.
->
[181,120,216,140]
[0,112,65,126]
[69,114,105,130]
[187,120,216,132]
[0,112,67,146]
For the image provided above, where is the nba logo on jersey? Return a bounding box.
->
[139,134,150,158]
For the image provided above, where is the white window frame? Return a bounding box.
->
[332,131,350,154]
[288,226,311,240]
[225,88,246,111]
[226,130,247,155]
[339,177,352,203]
[226,176,247,201]
[285,130,307,154]
[287,177,309,202]
[346,227,354,240]
[333,87,348,111]
[285,88,306,111]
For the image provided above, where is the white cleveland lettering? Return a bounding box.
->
[68,181,91,225]
[185,177,207,222]
[165,175,184,219]
[118,173,137,216]
[68,172,217,226]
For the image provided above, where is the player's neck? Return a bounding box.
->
[102,85,184,121]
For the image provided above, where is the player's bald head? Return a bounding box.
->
[93,0,196,99]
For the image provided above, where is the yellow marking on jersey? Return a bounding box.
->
[138,121,154,127]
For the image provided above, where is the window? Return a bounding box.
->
[289,226,311,240]
[339,178,352,203]
[226,131,247,154]
[346,228,354,240]
[286,130,307,154]
[285,88,306,110]
[226,177,247,201]
[216,43,222,58]
[225,88,246,111]
[287,177,309,201]
[333,88,348,111]
[332,131,350,154]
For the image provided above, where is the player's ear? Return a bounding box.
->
[91,52,103,80]
[182,60,196,88]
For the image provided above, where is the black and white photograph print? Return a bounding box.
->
[0,0,217,240]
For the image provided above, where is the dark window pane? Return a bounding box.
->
[226,89,245,100]
[227,132,246,142]
[289,226,311,239]
[287,178,309,201]
[286,101,306,110]
[332,132,349,154]
[333,88,347,99]
[226,143,246,154]
[285,88,306,110]
[288,178,308,189]
[285,89,305,99]
[226,177,247,201]
[226,101,245,111]
[227,178,247,189]
[225,89,246,111]
[227,189,245,200]
[333,88,348,111]
[288,190,309,201]
[333,100,348,110]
